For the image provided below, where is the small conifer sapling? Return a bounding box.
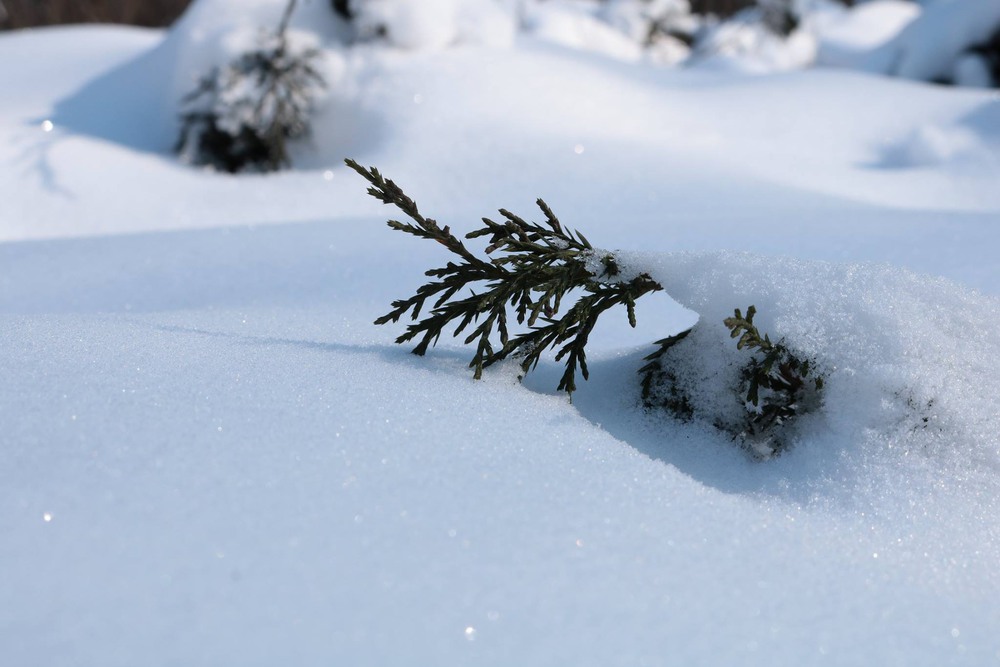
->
[176,0,326,173]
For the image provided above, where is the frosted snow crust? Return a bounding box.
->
[4,227,999,666]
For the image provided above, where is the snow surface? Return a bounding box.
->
[812,0,919,69]
[884,0,1000,83]
[2,7,1000,667]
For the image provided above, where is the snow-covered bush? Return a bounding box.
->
[176,0,326,172]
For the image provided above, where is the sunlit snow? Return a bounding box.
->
[1,1,999,666]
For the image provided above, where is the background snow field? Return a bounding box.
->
[2,3,1000,666]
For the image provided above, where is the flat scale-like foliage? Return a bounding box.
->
[346,159,662,394]
[640,306,823,456]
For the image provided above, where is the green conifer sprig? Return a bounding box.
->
[347,159,663,394]
[724,305,823,448]
[639,328,694,421]
[638,307,824,456]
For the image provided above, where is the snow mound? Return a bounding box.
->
[872,102,1000,169]
[875,0,1000,85]
[690,10,818,73]
[618,250,1000,479]
[812,0,919,68]
[47,0,516,156]
[522,0,644,62]
[351,0,515,50]
[45,0,348,152]
[878,123,983,167]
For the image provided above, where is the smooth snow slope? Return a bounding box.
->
[4,220,1000,667]
[1,23,999,667]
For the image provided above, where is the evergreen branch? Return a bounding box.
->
[725,305,823,452]
[348,159,662,394]
[638,329,695,421]
[639,328,692,382]
[346,159,486,268]
[641,307,824,457]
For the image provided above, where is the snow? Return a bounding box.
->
[690,8,819,73]
[628,250,1000,465]
[847,0,1000,86]
[2,3,1000,666]
[522,0,645,62]
[953,52,995,89]
[811,0,919,68]
[346,0,515,50]
[886,0,1000,83]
